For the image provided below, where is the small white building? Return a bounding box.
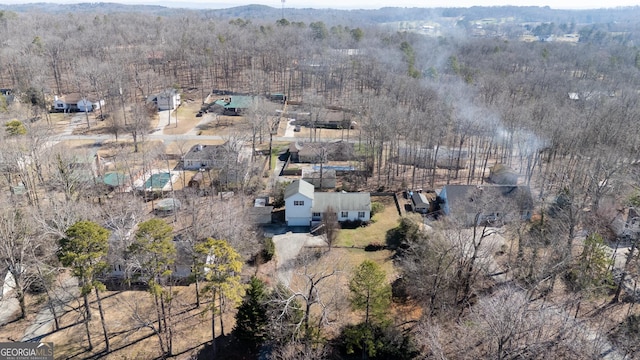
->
[52,93,104,112]
[149,89,181,111]
[77,98,104,112]
[284,180,315,226]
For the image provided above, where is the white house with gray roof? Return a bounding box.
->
[284,180,371,227]
[149,88,181,111]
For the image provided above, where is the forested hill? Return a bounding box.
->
[0,2,172,14]
[1,2,640,24]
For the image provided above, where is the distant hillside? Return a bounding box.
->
[1,2,640,25]
[0,2,175,15]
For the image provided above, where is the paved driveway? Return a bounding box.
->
[272,230,326,287]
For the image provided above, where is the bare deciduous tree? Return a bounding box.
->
[321,206,339,250]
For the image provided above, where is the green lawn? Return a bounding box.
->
[334,247,396,278]
[336,197,400,248]
[270,143,287,170]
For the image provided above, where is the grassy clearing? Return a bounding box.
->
[290,247,397,330]
[336,196,400,248]
[198,115,248,136]
[330,247,396,279]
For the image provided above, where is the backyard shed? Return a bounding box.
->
[411,192,430,214]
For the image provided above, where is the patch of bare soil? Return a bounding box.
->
[197,115,249,136]
[70,115,112,136]
[162,101,203,135]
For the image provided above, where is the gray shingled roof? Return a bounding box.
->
[184,144,229,161]
[444,185,533,214]
[312,192,371,213]
[412,192,429,207]
[284,180,315,200]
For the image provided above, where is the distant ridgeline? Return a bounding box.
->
[0,3,639,25]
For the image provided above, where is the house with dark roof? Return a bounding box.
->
[182,143,238,170]
[284,180,371,227]
[105,239,195,287]
[288,141,355,163]
[439,184,533,226]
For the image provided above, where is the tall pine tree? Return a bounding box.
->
[196,238,244,359]
[58,220,111,352]
[233,276,269,351]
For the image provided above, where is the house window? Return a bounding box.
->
[294,200,305,206]
[341,211,348,218]
[313,212,321,217]
[358,212,365,218]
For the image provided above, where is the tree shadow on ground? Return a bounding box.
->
[196,335,255,360]
[385,218,419,252]
[385,227,403,250]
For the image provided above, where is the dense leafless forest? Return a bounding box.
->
[2,4,640,359]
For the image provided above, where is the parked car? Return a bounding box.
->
[294,125,301,132]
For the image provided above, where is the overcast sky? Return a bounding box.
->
[2,0,639,9]
[228,0,640,10]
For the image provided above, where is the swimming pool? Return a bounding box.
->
[144,172,171,190]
